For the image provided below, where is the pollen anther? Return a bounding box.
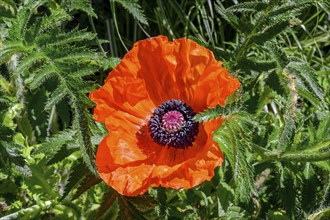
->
[148,99,199,149]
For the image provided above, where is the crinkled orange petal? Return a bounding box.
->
[128,36,240,112]
[91,35,240,196]
[89,75,155,123]
[96,117,224,196]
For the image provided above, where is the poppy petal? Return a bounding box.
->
[96,121,223,195]
[89,75,155,122]
[128,36,240,111]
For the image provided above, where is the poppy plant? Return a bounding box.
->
[90,36,240,196]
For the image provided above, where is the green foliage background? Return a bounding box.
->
[0,0,329,219]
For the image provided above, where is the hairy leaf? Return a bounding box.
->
[113,0,148,25]
[214,114,256,203]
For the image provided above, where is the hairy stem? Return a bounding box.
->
[265,150,330,162]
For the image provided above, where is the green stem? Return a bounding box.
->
[302,140,330,153]
[308,207,330,220]
[110,0,128,52]
[265,150,330,162]
[88,15,105,53]
[1,200,53,219]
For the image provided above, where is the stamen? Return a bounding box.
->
[148,99,199,149]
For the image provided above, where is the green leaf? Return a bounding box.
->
[36,28,96,46]
[263,41,289,69]
[277,166,296,217]
[9,0,48,39]
[278,114,296,150]
[198,1,214,45]
[214,113,256,203]
[44,84,68,110]
[237,58,277,72]
[256,87,276,114]
[302,163,318,212]
[194,104,239,122]
[38,9,71,34]
[250,20,290,45]
[72,172,101,200]
[15,51,48,75]
[267,1,313,17]
[61,159,89,200]
[286,62,326,108]
[72,97,97,175]
[65,0,97,18]
[36,129,77,156]
[112,0,148,25]
[216,182,235,211]
[97,190,120,219]
[25,63,56,90]
[316,112,330,140]
[214,4,242,33]
[227,2,268,12]
[46,145,78,165]
[0,42,28,65]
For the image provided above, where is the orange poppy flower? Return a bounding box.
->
[90,36,240,196]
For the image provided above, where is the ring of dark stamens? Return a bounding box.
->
[148,99,199,149]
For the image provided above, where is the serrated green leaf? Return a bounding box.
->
[312,161,330,172]
[72,172,101,200]
[46,145,78,165]
[287,62,325,108]
[117,195,157,219]
[214,114,256,203]
[237,58,277,72]
[113,0,148,25]
[0,140,25,167]
[227,1,268,12]
[268,1,313,17]
[194,104,239,122]
[26,63,56,90]
[36,28,96,46]
[251,20,290,45]
[44,84,68,110]
[72,98,97,175]
[61,159,88,200]
[15,51,47,75]
[263,41,289,69]
[0,42,28,65]
[316,113,330,140]
[214,4,241,32]
[308,207,330,220]
[9,0,48,39]
[278,114,296,150]
[97,190,120,219]
[66,0,97,18]
[36,129,76,155]
[103,57,121,70]
[38,9,71,34]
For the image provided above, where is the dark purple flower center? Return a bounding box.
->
[148,99,199,149]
